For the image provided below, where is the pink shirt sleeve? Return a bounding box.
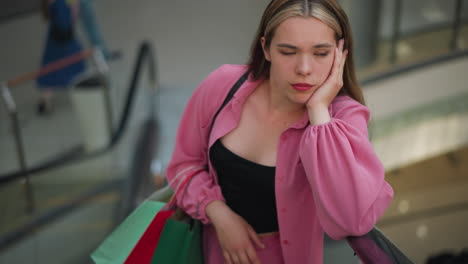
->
[299,96,394,240]
[166,66,230,224]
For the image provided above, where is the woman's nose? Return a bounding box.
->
[295,56,312,76]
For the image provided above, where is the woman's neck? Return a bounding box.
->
[260,80,306,118]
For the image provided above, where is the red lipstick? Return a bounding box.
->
[291,83,313,92]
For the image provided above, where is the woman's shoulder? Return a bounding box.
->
[215,64,249,75]
[195,64,248,96]
[189,64,248,119]
[202,64,248,86]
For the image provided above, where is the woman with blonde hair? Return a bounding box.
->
[167,0,393,263]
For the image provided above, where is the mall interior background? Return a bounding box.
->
[0,0,467,263]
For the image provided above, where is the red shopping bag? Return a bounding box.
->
[124,209,174,263]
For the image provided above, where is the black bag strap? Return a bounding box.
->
[178,71,248,192]
[208,71,250,134]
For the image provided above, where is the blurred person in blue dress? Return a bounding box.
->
[37,0,85,115]
[37,0,119,115]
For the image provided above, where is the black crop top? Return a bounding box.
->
[209,139,278,234]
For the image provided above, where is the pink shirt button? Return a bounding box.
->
[283,240,289,245]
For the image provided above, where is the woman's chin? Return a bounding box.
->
[288,97,310,107]
[288,91,315,106]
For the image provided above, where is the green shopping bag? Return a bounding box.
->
[150,215,203,264]
[91,200,166,264]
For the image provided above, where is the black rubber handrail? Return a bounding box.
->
[0,41,157,186]
[111,41,156,145]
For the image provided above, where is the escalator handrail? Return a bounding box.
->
[111,41,156,145]
[0,40,158,186]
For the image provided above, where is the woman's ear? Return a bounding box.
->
[261,37,271,62]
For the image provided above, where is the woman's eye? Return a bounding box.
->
[315,52,329,57]
[280,51,295,55]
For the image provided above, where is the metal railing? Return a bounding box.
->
[0,42,157,186]
[0,48,103,213]
[362,49,468,86]
[388,0,466,65]
[0,41,159,252]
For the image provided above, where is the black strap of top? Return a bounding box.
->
[208,71,250,134]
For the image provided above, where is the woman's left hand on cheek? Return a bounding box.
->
[306,38,348,110]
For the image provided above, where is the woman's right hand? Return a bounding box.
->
[206,201,265,264]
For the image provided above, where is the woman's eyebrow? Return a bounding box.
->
[313,43,334,48]
[276,43,334,49]
[276,43,297,49]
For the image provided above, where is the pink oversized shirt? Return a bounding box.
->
[166,64,394,263]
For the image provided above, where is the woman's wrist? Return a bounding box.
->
[307,103,331,125]
[206,200,230,227]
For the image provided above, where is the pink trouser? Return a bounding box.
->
[203,225,285,264]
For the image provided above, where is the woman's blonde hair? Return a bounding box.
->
[247,0,365,105]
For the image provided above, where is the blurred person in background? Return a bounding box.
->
[37,0,85,115]
[166,0,394,263]
[79,0,120,60]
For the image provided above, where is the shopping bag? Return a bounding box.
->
[124,167,205,264]
[124,209,174,263]
[150,213,204,264]
[346,227,414,264]
[124,196,203,264]
[90,200,166,264]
